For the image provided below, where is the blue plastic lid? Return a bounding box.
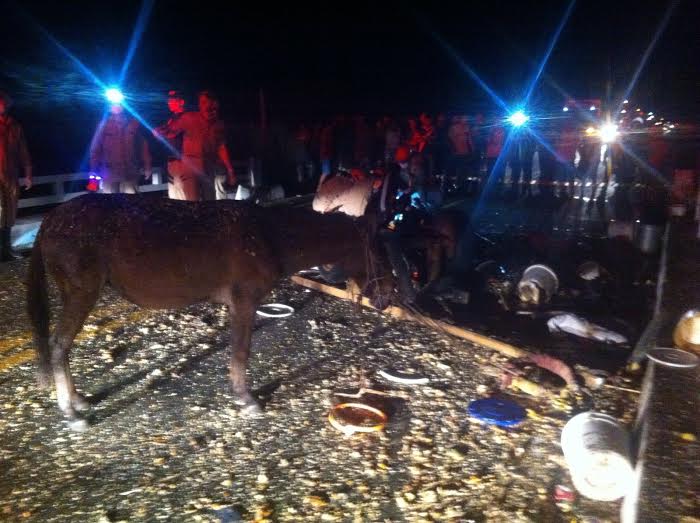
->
[468,398,526,427]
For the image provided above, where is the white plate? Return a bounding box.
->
[378,369,429,385]
[256,303,295,318]
[647,348,699,369]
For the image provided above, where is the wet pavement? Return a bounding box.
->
[0,256,643,522]
[635,219,700,522]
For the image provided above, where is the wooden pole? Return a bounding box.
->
[291,275,530,360]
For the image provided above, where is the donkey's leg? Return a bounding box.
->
[36,337,53,389]
[51,287,100,419]
[228,297,260,414]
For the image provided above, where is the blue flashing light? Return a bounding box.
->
[507,110,529,127]
[104,87,124,105]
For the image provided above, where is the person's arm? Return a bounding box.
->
[18,125,33,189]
[155,113,186,140]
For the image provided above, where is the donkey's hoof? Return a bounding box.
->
[236,399,263,416]
[67,417,90,432]
[241,403,263,416]
[72,394,91,412]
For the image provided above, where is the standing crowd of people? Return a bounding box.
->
[290,112,505,195]
[0,88,239,261]
[0,85,688,264]
[89,89,238,202]
[291,111,683,202]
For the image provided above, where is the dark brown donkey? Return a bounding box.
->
[27,193,392,426]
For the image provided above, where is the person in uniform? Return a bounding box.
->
[158,90,187,199]
[0,91,32,261]
[90,102,152,194]
[156,91,235,201]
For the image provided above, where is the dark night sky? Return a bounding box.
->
[1,0,698,173]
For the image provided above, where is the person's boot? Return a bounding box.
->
[0,228,19,262]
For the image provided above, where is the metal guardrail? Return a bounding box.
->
[17,160,253,210]
[17,170,167,209]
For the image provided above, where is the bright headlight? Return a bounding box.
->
[507,110,529,127]
[599,123,619,143]
[104,87,124,105]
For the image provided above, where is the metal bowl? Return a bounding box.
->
[673,309,700,355]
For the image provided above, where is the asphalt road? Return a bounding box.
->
[0,255,645,523]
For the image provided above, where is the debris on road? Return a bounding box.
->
[578,368,609,389]
[553,484,576,503]
[0,260,644,522]
[560,411,634,501]
[468,397,526,427]
[327,402,388,436]
[548,313,629,344]
[256,303,295,318]
[577,261,603,281]
[377,368,430,385]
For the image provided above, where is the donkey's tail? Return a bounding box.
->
[26,231,51,386]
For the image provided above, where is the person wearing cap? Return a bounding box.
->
[158,90,187,199]
[90,102,152,194]
[156,90,235,201]
[0,91,32,261]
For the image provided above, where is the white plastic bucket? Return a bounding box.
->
[560,412,634,501]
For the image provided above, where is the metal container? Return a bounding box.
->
[560,412,634,501]
[673,310,700,355]
[635,224,664,254]
[517,264,559,305]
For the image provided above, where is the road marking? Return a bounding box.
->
[0,306,152,373]
[0,334,31,354]
[74,310,152,342]
[0,349,35,372]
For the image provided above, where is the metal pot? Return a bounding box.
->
[673,309,700,355]
[517,264,559,305]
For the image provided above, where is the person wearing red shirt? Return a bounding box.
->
[156,91,235,201]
